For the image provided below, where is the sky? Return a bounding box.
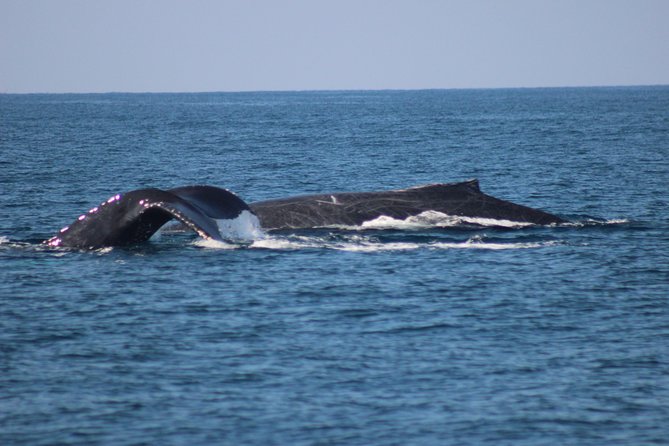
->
[1,0,668,93]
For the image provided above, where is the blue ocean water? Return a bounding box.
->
[1,87,668,445]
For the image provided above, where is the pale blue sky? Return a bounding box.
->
[1,0,668,93]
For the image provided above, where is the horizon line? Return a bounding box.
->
[1,83,668,95]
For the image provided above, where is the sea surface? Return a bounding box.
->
[1,87,668,445]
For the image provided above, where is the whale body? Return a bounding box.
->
[249,180,564,229]
[46,180,565,249]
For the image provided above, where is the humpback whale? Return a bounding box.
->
[46,180,565,249]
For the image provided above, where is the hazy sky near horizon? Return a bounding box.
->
[1,0,668,93]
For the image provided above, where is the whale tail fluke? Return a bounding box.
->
[46,186,251,249]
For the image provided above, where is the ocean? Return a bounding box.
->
[1,87,668,445]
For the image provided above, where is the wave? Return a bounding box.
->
[333,211,537,230]
[560,218,631,227]
[188,210,575,252]
[190,210,568,251]
[193,234,561,252]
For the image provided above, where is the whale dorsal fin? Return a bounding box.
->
[461,179,480,192]
[405,179,480,193]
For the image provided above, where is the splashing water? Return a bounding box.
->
[358,211,536,229]
[186,212,630,252]
[215,210,265,241]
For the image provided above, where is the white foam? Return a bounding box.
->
[606,219,630,224]
[250,236,421,252]
[336,242,422,252]
[562,218,630,227]
[251,237,308,250]
[215,210,265,241]
[355,211,534,230]
[431,240,558,250]
[193,238,240,250]
[179,208,567,252]
[246,234,557,252]
[0,236,9,245]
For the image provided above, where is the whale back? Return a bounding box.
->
[249,180,564,229]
